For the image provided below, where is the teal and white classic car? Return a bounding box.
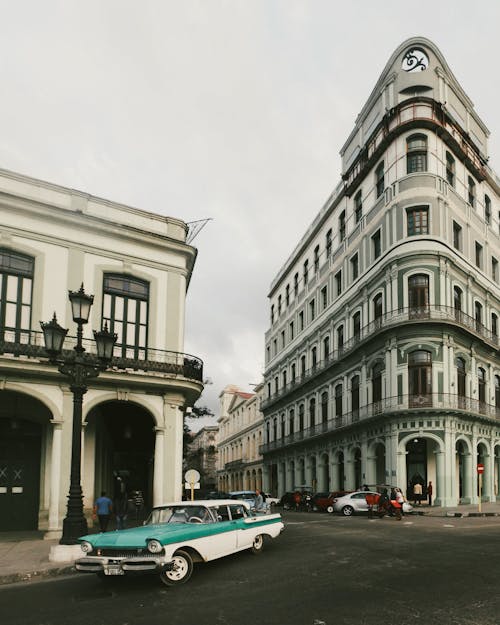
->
[76,499,284,586]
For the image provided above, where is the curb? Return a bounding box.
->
[445,511,499,518]
[0,565,75,587]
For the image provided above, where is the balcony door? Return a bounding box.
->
[0,249,33,344]
[408,274,429,318]
[409,350,432,407]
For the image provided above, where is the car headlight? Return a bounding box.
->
[80,541,93,554]
[147,539,163,553]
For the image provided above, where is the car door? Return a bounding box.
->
[200,505,238,560]
[351,492,371,512]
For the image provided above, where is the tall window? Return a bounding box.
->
[375,161,384,198]
[314,245,320,274]
[309,398,316,426]
[303,260,309,285]
[446,152,455,187]
[277,295,282,316]
[492,312,498,337]
[354,191,363,223]
[326,229,332,258]
[323,335,330,361]
[408,274,429,318]
[300,354,306,376]
[372,363,383,407]
[408,350,432,406]
[485,195,491,225]
[0,249,33,343]
[299,311,304,331]
[311,346,317,369]
[373,293,383,324]
[337,325,344,351]
[339,211,346,241]
[478,367,486,404]
[454,286,462,320]
[475,301,483,332]
[496,376,500,410]
[475,242,483,269]
[335,271,342,296]
[321,286,327,310]
[289,409,295,435]
[285,284,290,306]
[353,311,361,340]
[294,273,299,296]
[468,176,476,207]
[289,321,294,340]
[492,258,498,283]
[407,206,429,235]
[406,134,428,173]
[372,230,381,259]
[350,254,359,281]
[351,375,360,418]
[298,404,304,431]
[456,357,466,401]
[291,363,296,384]
[453,221,462,251]
[103,274,149,359]
[334,384,343,418]
[309,299,315,322]
[321,392,328,424]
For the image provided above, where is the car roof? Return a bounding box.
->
[154,500,250,509]
[228,491,255,496]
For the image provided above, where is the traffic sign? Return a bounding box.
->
[477,463,484,474]
[185,469,200,484]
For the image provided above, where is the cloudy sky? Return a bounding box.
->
[1,1,499,428]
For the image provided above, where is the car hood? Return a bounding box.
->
[78,523,217,548]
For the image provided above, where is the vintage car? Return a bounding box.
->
[75,499,284,586]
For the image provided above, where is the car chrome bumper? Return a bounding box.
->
[75,556,169,574]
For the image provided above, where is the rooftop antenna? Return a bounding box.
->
[186,218,213,244]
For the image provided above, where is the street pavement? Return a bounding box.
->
[0,501,499,586]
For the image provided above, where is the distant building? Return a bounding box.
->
[262,37,500,507]
[185,426,219,490]
[0,167,204,534]
[217,384,267,493]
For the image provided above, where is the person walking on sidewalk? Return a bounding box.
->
[413,482,423,505]
[427,481,433,506]
[93,491,113,532]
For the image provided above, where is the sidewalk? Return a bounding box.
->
[1,502,499,586]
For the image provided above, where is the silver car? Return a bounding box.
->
[332,491,379,516]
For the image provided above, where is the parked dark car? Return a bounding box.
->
[278,492,296,510]
[312,491,353,513]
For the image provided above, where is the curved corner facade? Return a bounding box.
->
[262,38,500,507]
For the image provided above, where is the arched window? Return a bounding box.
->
[309,398,316,427]
[280,414,285,439]
[103,274,149,359]
[339,211,346,241]
[326,229,332,258]
[298,404,305,431]
[337,325,344,351]
[492,313,498,337]
[289,409,295,435]
[454,286,462,319]
[353,311,361,340]
[0,248,34,343]
[409,350,432,406]
[300,355,306,377]
[373,293,383,325]
[475,301,483,333]
[406,134,428,173]
[495,376,500,410]
[351,375,360,419]
[408,274,429,318]
[311,346,317,369]
[323,335,330,361]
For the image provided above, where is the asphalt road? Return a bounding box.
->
[2,511,500,625]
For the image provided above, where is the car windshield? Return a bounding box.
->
[146,505,215,525]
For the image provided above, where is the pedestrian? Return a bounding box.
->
[427,481,433,506]
[413,482,423,505]
[93,491,113,532]
[294,491,301,511]
[395,487,405,517]
[254,489,264,512]
[377,488,390,518]
[114,493,129,530]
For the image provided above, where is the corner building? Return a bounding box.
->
[261,38,500,507]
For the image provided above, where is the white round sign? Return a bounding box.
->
[184,469,200,484]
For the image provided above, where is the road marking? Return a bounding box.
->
[443,524,455,528]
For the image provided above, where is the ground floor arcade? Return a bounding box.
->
[0,384,186,535]
[217,465,264,493]
[262,415,500,507]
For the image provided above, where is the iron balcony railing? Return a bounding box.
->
[0,329,203,382]
[262,305,499,410]
[260,392,500,454]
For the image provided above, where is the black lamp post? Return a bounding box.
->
[41,284,117,545]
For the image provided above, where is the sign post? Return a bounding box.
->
[184,469,201,502]
[477,463,484,513]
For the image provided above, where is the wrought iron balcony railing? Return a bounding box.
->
[0,329,203,382]
[262,305,499,410]
[260,393,500,454]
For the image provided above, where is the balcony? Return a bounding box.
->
[0,329,203,382]
[224,457,249,469]
[262,305,498,411]
[260,393,500,454]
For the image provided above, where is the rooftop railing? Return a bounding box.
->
[0,329,203,382]
[262,305,498,410]
[260,392,500,454]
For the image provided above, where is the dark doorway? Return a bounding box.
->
[406,438,427,500]
[0,418,41,530]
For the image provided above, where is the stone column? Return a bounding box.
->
[46,420,63,537]
[463,452,473,503]
[153,427,165,506]
[434,451,445,506]
[162,397,184,502]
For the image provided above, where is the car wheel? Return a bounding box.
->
[250,534,264,555]
[159,550,194,586]
[326,505,334,514]
[342,505,354,516]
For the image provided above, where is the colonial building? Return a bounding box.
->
[185,425,219,491]
[0,167,204,534]
[217,384,265,492]
[262,37,500,507]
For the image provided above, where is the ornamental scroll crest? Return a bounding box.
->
[401,48,429,72]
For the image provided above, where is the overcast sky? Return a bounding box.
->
[1,1,499,429]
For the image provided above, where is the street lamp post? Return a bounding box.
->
[41,284,117,545]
